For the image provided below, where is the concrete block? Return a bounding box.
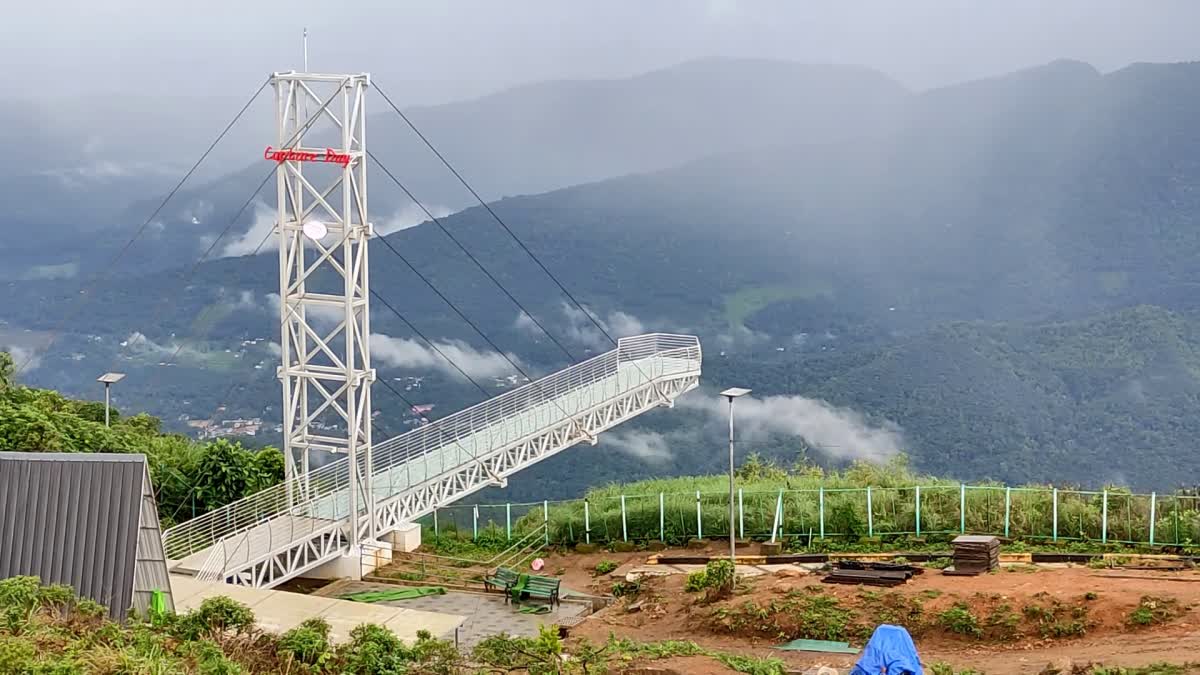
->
[687,538,707,550]
[575,543,600,554]
[760,542,783,555]
[383,523,422,553]
[613,541,637,553]
[646,541,667,551]
[309,552,365,581]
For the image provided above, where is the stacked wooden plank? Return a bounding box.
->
[821,568,909,587]
[833,560,923,576]
[946,535,1000,575]
[822,561,918,587]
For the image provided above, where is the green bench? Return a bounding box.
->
[521,574,561,607]
[483,567,520,595]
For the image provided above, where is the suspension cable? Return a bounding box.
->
[13,76,271,376]
[374,80,619,348]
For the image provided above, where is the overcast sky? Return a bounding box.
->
[5,0,1199,107]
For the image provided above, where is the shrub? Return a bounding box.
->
[278,617,332,666]
[938,603,982,637]
[0,637,35,673]
[473,626,566,675]
[594,560,618,575]
[175,596,255,639]
[685,560,736,599]
[337,623,410,674]
[685,570,708,592]
[1128,596,1180,627]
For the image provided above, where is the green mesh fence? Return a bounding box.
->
[418,484,1194,549]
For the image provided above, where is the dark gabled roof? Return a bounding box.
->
[0,452,152,619]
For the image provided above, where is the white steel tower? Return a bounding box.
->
[270,72,375,547]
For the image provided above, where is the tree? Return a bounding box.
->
[193,439,258,513]
[0,351,12,393]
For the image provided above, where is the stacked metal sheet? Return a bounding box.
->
[946,535,1000,575]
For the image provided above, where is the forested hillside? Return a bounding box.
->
[0,351,282,527]
[7,59,1200,495]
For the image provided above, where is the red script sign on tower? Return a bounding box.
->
[264,146,353,168]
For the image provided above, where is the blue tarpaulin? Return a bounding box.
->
[849,624,922,675]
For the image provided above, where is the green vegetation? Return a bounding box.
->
[930,664,984,675]
[1090,665,1195,675]
[1020,595,1090,638]
[0,357,282,527]
[593,559,618,575]
[711,588,859,642]
[722,284,832,331]
[4,575,789,674]
[1128,596,1182,628]
[684,559,736,600]
[937,603,982,637]
[514,454,1195,550]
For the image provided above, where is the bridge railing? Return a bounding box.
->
[162,333,700,564]
[368,333,700,482]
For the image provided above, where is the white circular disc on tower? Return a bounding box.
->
[302,220,328,240]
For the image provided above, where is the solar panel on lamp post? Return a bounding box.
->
[720,387,752,566]
[97,372,126,427]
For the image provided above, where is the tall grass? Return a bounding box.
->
[423,457,1200,550]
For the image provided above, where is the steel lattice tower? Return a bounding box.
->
[271,72,375,547]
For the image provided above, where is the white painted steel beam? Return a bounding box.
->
[165,334,700,588]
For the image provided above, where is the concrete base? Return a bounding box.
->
[383,523,422,553]
[308,540,394,581]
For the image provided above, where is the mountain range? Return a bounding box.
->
[6,57,1200,496]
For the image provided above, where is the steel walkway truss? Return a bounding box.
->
[163,334,701,588]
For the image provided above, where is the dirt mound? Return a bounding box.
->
[572,565,1200,673]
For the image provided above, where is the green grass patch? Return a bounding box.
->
[721,284,832,329]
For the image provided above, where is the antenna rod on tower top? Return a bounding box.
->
[303,28,309,71]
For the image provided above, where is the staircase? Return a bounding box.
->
[163,334,701,588]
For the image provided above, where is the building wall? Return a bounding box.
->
[0,452,172,620]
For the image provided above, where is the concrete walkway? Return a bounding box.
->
[170,575,466,645]
[326,580,589,649]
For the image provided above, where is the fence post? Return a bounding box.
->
[584,499,591,545]
[1052,488,1058,543]
[819,487,825,539]
[959,483,966,534]
[1004,487,1011,539]
[472,505,479,541]
[1150,492,1157,546]
[770,490,783,543]
[738,488,744,540]
[659,492,665,542]
[866,486,874,538]
[433,509,439,540]
[621,495,628,543]
[1101,490,1108,545]
[915,486,921,537]
[543,500,549,545]
[506,503,512,541]
[696,490,703,540]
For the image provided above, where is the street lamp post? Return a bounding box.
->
[720,387,751,565]
[97,372,126,427]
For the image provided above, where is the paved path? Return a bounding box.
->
[327,580,589,649]
[170,575,466,645]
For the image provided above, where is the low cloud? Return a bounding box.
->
[377,202,451,236]
[371,333,521,379]
[3,345,40,372]
[219,200,276,258]
[680,392,903,463]
[264,293,344,325]
[601,429,673,464]
[23,262,78,280]
[121,331,205,363]
[516,304,649,350]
